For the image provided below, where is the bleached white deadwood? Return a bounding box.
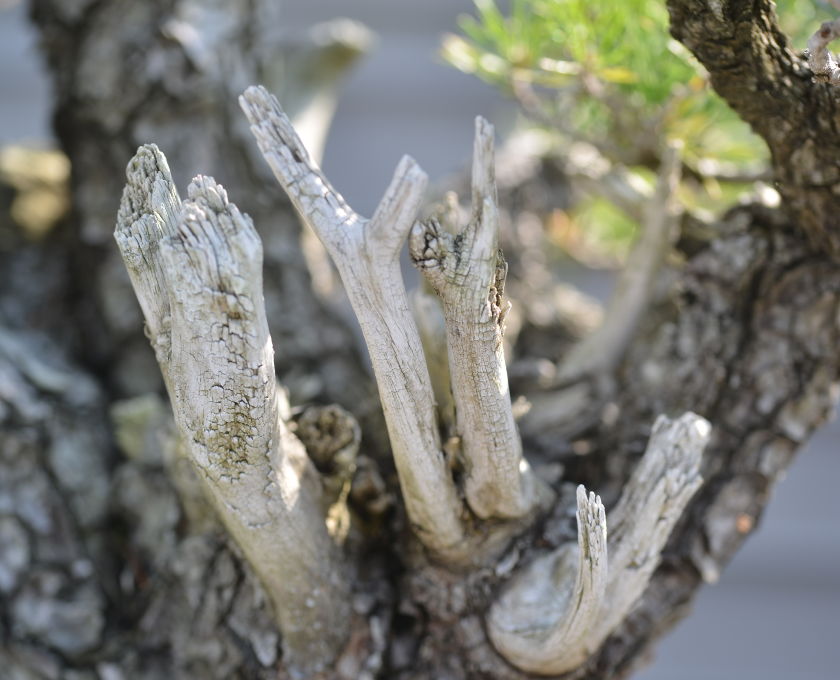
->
[115,157,350,676]
[807,3,840,86]
[114,145,182,380]
[410,289,456,437]
[586,412,709,647]
[487,412,708,674]
[555,141,683,384]
[239,86,467,560]
[487,486,607,675]
[409,117,550,520]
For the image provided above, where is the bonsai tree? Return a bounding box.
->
[0,1,837,678]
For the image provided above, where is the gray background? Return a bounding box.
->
[1,1,837,677]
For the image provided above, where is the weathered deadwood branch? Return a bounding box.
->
[409,117,551,520]
[487,486,607,675]
[410,289,456,438]
[239,86,467,561]
[115,150,350,676]
[587,411,708,647]
[487,412,707,675]
[114,146,182,381]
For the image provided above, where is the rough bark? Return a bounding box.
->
[667,0,840,258]
[398,191,840,680]
[1,1,838,679]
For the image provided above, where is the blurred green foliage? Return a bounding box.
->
[446,0,688,100]
[441,0,830,262]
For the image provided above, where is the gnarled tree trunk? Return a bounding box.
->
[0,1,837,679]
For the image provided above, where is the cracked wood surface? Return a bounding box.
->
[239,86,467,561]
[115,156,350,675]
[410,117,548,521]
[487,486,608,675]
[586,413,708,649]
[486,413,707,676]
[8,2,840,679]
[28,0,380,444]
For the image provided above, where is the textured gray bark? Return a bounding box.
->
[667,0,840,257]
[0,0,838,679]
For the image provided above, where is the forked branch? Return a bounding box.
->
[115,152,349,675]
[239,86,467,560]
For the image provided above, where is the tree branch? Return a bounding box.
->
[668,0,840,257]
[807,18,840,85]
[587,412,709,647]
[115,160,350,675]
[410,289,456,437]
[487,486,607,675]
[486,412,707,675]
[113,145,181,377]
[409,117,552,520]
[239,86,467,561]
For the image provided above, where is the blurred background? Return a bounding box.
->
[1,0,837,678]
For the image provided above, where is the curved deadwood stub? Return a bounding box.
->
[488,412,708,675]
[586,412,709,649]
[487,485,607,675]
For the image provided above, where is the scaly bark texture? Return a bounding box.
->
[667,0,840,257]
